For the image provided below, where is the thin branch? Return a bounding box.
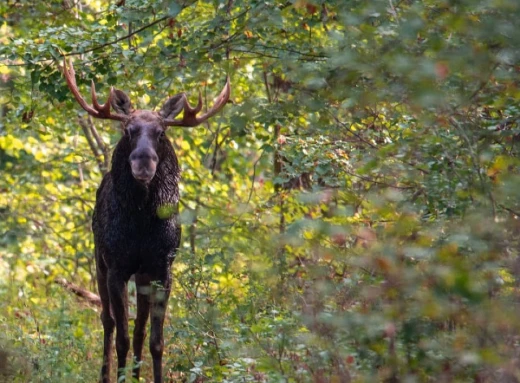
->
[498,204,520,217]
[329,111,431,174]
[468,63,499,102]
[78,116,104,171]
[450,116,496,219]
[344,169,418,190]
[263,71,272,103]
[328,111,377,149]
[64,16,170,57]
[1,16,172,67]
[247,152,263,204]
[249,43,328,59]
[87,115,110,174]
[388,0,400,24]
[210,126,230,176]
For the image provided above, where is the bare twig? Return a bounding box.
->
[78,116,104,171]
[87,116,110,173]
[388,0,400,23]
[263,71,272,103]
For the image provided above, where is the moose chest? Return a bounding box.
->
[93,191,180,274]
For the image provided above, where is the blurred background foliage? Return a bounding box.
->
[1,0,520,382]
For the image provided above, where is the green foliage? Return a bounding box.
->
[2,0,520,381]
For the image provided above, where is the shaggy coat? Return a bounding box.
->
[93,110,183,383]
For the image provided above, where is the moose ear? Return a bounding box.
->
[110,89,133,115]
[159,93,185,120]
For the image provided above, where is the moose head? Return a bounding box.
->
[62,57,230,184]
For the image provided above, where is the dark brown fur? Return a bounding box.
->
[62,60,229,382]
[93,107,181,383]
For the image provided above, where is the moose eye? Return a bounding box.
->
[125,127,139,138]
[159,131,166,139]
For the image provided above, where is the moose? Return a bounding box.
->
[62,58,230,383]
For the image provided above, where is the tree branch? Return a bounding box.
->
[55,278,101,306]
[78,116,104,171]
[65,16,170,57]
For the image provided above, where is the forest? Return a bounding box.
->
[1,0,520,382]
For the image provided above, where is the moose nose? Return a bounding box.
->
[130,147,158,184]
[130,147,159,163]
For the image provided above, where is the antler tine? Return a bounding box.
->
[62,56,127,122]
[197,76,230,122]
[90,80,113,117]
[165,76,231,127]
[63,57,99,116]
[184,91,203,114]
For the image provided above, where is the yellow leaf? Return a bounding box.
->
[0,135,24,157]
[180,140,190,151]
[74,327,85,338]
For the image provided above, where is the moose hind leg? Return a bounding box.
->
[150,277,172,383]
[107,270,130,382]
[132,273,151,380]
[97,260,115,383]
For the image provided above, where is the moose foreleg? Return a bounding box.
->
[132,273,151,381]
[100,311,115,383]
[150,280,171,383]
[107,271,130,382]
[97,260,115,383]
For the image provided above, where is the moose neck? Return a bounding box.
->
[110,136,180,213]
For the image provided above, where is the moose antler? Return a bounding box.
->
[164,77,231,127]
[62,57,128,122]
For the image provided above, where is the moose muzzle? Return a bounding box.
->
[130,146,158,183]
